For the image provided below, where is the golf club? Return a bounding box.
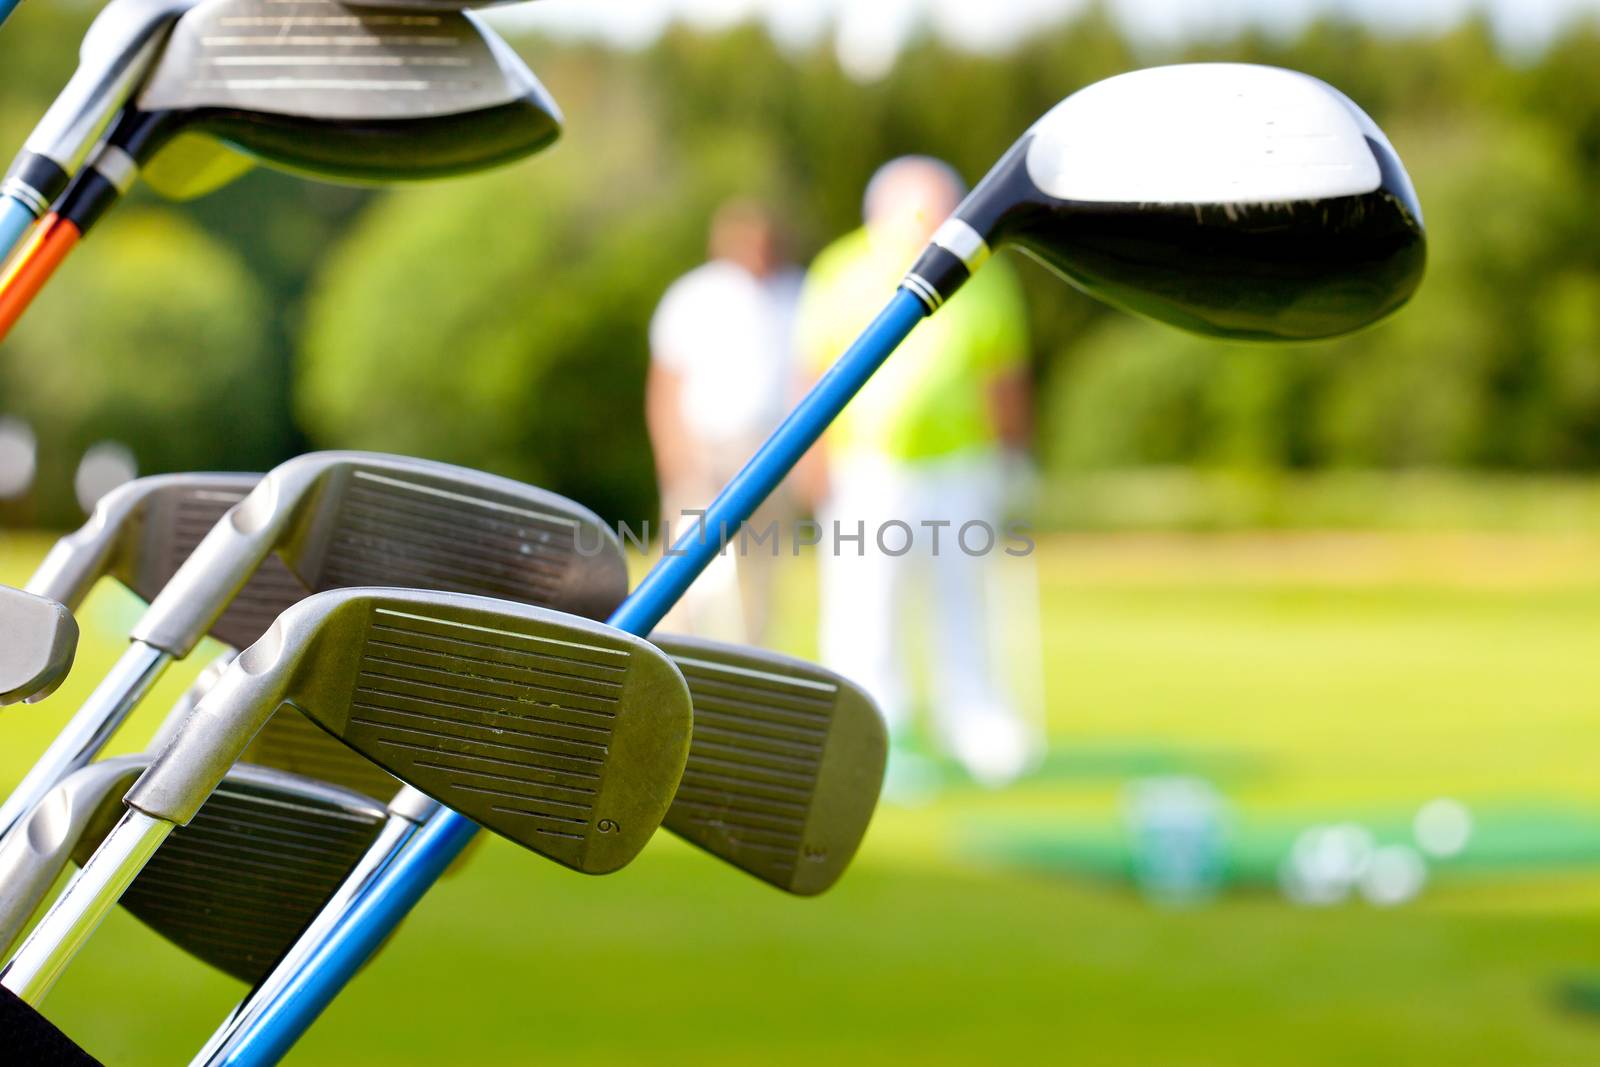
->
[653,633,887,895]
[0,756,389,984]
[195,61,1428,1066]
[0,451,631,845]
[196,632,888,1060]
[16,471,429,802]
[0,0,200,264]
[1,587,695,1001]
[0,0,563,340]
[24,473,301,652]
[0,586,78,706]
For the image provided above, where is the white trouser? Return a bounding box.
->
[660,434,787,645]
[818,452,1021,755]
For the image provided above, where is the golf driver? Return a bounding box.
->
[0,756,389,984]
[0,451,630,845]
[0,0,200,263]
[0,0,563,340]
[196,61,1428,1066]
[1,587,695,1001]
[0,586,77,706]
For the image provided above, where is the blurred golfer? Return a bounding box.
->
[648,200,802,644]
[797,156,1039,796]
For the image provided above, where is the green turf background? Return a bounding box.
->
[6,529,1600,1065]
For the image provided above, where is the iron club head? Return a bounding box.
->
[0,756,387,983]
[133,451,630,660]
[0,587,78,706]
[906,63,1426,341]
[654,635,887,896]
[27,473,301,651]
[131,588,694,875]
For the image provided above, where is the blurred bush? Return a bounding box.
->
[0,210,289,519]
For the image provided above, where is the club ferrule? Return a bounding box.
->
[0,156,69,219]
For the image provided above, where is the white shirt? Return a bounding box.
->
[650,260,801,445]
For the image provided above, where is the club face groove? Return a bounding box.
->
[240,709,402,803]
[134,0,562,182]
[99,770,385,983]
[278,456,630,623]
[253,590,693,874]
[654,635,888,896]
[5,756,384,985]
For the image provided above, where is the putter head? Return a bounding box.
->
[134,451,630,659]
[0,587,78,705]
[0,756,385,984]
[926,63,1425,341]
[654,635,887,895]
[132,0,563,183]
[132,589,694,875]
[28,472,303,650]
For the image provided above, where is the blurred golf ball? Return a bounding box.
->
[1414,798,1473,858]
[1360,845,1427,907]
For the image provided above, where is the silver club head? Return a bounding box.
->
[0,756,386,984]
[0,587,78,705]
[130,0,563,184]
[27,472,301,650]
[131,588,694,874]
[132,451,630,660]
[909,63,1426,341]
[654,635,887,896]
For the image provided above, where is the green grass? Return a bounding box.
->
[6,528,1600,1064]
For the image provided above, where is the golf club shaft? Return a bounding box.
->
[0,642,169,841]
[0,139,136,342]
[0,214,81,340]
[0,810,171,1002]
[193,287,932,1067]
[0,0,20,29]
[0,655,241,957]
[0,198,36,267]
[193,799,434,1061]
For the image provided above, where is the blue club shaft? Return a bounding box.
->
[0,197,39,269]
[206,287,931,1066]
[0,0,20,30]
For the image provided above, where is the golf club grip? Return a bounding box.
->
[0,215,79,342]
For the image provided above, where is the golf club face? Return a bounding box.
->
[140,588,693,874]
[241,708,402,804]
[31,472,304,650]
[136,451,630,656]
[924,63,1426,341]
[0,587,78,705]
[654,635,887,896]
[104,765,386,984]
[131,0,563,183]
[0,757,385,984]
